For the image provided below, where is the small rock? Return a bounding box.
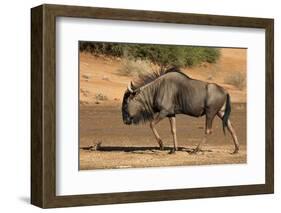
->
[90,142,102,151]
[82,74,90,80]
[80,101,89,105]
[102,76,109,81]
[207,75,213,80]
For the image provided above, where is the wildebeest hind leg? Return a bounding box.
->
[194,130,212,153]
[193,114,214,153]
[217,111,239,154]
[150,116,164,150]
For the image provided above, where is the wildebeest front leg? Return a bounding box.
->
[150,116,164,150]
[169,117,178,154]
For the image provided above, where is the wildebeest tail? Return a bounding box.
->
[222,93,231,135]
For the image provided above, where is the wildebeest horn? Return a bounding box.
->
[127,81,134,93]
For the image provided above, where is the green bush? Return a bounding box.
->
[79,42,220,69]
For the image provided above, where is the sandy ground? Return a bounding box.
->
[80,145,246,170]
[79,48,247,170]
[79,103,246,170]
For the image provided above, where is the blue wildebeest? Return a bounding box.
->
[121,67,239,154]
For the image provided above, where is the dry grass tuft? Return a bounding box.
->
[224,72,246,90]
[95,92,108,101]
[117,58,152,77]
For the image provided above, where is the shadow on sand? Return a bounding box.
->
[80,145,212,154]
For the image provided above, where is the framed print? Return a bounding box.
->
[31,4,274,208]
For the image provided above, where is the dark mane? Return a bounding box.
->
[132,67,190,89]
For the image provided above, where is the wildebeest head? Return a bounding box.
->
[122,82,145,125]
[122,69,172,125]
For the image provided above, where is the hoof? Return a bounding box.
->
[168,149,176,154]
[190,147,201,154]
[158,140,164,150]
[231,149,239,154]
[159,145,164,151]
